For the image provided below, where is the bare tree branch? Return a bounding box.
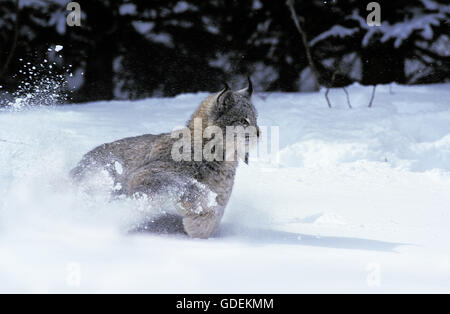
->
[286,0,320,91]
[343,87,352,109]
[324,88,332,108]
[368,85,377,108]
[324,67,337,108]
[324,55,356,109]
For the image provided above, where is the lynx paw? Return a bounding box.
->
[183,213,219,239]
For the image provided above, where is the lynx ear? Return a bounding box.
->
[238,76,253,98]
[216,83,234,111]
[216,83,230,105]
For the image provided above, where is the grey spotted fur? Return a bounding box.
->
[71,79,258,238]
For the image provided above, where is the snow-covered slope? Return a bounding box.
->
[0,83,449,293]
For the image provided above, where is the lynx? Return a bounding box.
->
[71,78,259,238]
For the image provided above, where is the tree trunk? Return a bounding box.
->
[286,0,320,90]
[78,39,114,101]
[75,0,116,102]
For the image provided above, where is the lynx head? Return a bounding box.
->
[212,77,259,136]
[185,77,260,164]
[212,77,260,164]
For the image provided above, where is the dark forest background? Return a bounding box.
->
[0,0,449,103]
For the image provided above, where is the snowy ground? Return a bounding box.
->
[0,83,449,293]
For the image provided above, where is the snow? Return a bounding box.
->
[315,8,449,50]
[1,83,450,292]
[310,25,359,46]
[173,1,192,14]
[348,10,447,48]
[119,3,137,15]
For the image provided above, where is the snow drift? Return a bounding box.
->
[0,83,449,293]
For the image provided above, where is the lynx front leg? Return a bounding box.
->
[182,211,220,239]
[176,182,221,239]
[177,199,221,238]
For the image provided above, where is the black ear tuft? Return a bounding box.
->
[238,76,253,98]
[216,83,230,105]
[247,76,253,97]
[216,83,234,111]
[217,91,234,112]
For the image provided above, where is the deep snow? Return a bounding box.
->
[0,83,449,293]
